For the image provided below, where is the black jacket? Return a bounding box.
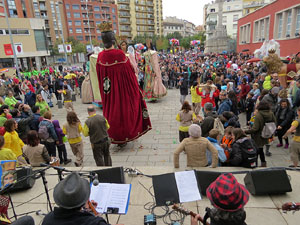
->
[228,137,255,167]
[201,111,218,137]
[179,79,188,95]
[275,106,294,129]
[42,207,109,225]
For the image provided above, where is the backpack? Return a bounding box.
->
[261,122,276,138]
[38,125,49,140]
[213,117,225,136]
[240,139,257,168]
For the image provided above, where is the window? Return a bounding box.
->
[67,12,71,18]
[266,18,270,40]
[68,20,72,26]
[210,8,215,13]
[34,30,47,51]
[76,28,82,33]
[227,6,230,11]
[72,4,80,10]
[98,36,102,40]
[69,28,73,33]
[254,21,259,42]
[233,15,239,22]
[96,21,101,26]
[277,13,283,39]
[112,8,115,13]
[96,28,101,33]
[296,8,300,35]
[77,36,83,41]
[222,16,227,23]
[286,10,292,37]
[239,23,251,44]
[74,13,80,18]
[94,6,100,11]
[233,24,237,30]
[113,15,116,20]
[35,12,40,18]
[261,21,265,41]
[66,4,70,10]
[75,21,81,26]
[95,14,101,19]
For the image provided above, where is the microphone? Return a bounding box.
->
[92,173,99,186]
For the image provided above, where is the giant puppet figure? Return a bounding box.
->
[263,49,300,88]
[96,22,152,144]
[143,39,167,101]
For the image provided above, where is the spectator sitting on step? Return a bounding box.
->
[174,124,218,168]
[206,129,227,166]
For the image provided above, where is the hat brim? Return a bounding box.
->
[206,181,249,212]
[53,178,90,209]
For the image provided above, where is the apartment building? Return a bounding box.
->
[116,0,163,39]
[63,0,119,43]
[163,16,196,37]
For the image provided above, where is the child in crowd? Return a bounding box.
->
[206,129,227,166]
[190,81,202,116]
[221,126,234,161]
[58,85,74,112]
[176,101,197,142]
[63,112,83,167]
[245,92,255,126]
[53,120,72,165]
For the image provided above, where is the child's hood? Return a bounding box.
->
[52,120,60,128]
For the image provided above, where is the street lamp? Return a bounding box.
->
[2,0,21,79]
[57,1,68,65]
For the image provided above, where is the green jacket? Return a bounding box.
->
[4,96,18,110]
[35,101,49,116]
[263,75,272,90]
[245,110,276,148]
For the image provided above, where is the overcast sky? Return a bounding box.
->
[163,0,213,26]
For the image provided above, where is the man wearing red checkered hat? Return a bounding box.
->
[191,173,249,225]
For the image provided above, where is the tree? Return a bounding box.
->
[166,32,183,41]
[67,37,86,53]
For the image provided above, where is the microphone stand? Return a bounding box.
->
[37,169,52,212]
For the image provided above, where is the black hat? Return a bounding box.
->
[53,172,90,209]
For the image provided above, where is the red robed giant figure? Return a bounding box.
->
[96,25,151,144]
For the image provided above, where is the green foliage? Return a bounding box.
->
[67,37,86,53]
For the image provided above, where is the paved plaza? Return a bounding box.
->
[54,89,292,168]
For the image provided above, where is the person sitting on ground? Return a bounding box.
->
[0,136,17,161]
[174,124,218,168]
[227,128,257,168]
[3,119,26,165]
[221,111,240,128]
[42,172,109,225]
[23,130,51,167]
[0,105,12,127]
[206,129,227,166]
[191,173,249,225]
[4,91,18,110]
[29,106,42,132]
[176,101,197,142]
[199,102,218,137]
[221,126,234,161]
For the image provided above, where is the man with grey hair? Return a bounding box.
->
[217,91,232,115]
[83,106,112,166]
[200,102,218,137]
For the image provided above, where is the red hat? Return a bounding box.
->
[206,173,249,212]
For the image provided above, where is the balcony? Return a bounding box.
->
[146,1,153,6]
[119,12,130,17]
[40,6,47,11]
[118,0,130,3]
[119,19,130,24]
[243,2,265,9]
[120,27,131,32]
[118,5,130,11]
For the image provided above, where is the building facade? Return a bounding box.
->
[0,18,50,69]
[237,0,300,56]
[204,0,243,40]
[163,16,196,37]
[116,0,163,39]
[243,0,272,15]
[63,0,118,43]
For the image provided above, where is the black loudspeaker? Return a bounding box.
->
[196,171,221,196]
[11,167,35,192]
[92,167,125,184]
[244,169,292,195]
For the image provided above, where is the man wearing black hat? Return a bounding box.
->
[42,173,108,225]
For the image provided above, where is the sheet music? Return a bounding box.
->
[90,183,131,214]
[174,171,201,203]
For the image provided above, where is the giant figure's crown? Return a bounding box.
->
[98,21,112,33]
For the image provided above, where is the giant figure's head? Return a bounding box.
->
[99,22,115,49]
